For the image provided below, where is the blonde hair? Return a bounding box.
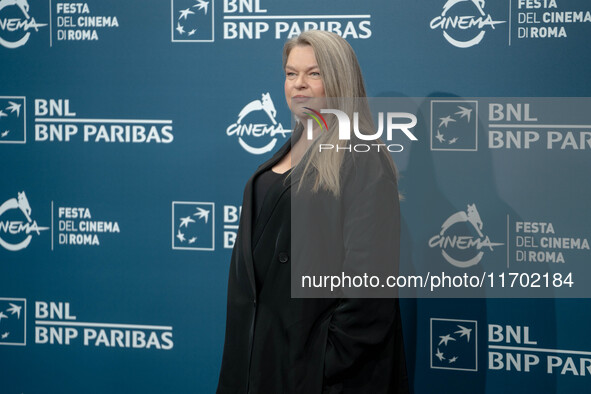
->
[283,30,395,196]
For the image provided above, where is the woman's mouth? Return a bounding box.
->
[292,96,311,103]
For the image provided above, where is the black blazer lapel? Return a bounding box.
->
[240,138,292,298]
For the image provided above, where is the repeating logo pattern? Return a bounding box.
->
[429,203,503,268]
[171,0,213,42]
[0,0,47,48]
[226,93,290,155]
[0,191,48,251]
[430,0,505,48]
[431,317,477,371]
[0,298,26,346]
[431,100,478,151]
[172,201,215,250]
[0,96,25,143]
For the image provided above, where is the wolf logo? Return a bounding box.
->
[237,93,277,125]
[439,203,483,238]
[0,0,30,17]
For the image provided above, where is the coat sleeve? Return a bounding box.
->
[323,152,402,382]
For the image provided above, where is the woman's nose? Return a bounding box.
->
[294,74,307,88]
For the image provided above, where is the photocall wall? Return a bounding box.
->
[1,0,590,393]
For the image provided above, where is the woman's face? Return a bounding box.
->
[284,45,326,120]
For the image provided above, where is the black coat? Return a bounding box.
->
[217,137,409,394]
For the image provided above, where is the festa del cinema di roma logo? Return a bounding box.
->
[0,191,48,251]
[0,0,47,48]
[429,203,503,268]
[430,0,505,48]
[226,93,290,155]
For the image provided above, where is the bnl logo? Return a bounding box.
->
[0,298,26,346]
[0,97,25,144]
[430,317,477,371]
[431,100,478,151]
[171,0,214,42]
[172,201,215,251]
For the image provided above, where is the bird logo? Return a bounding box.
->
[180,215,195,228]
[176,228,186,243]
[193,207,210,223]
[0,98,25,143]
[173,0,211,42]
[0,299,26,345]
[172,202,214,250]
[438,333,456,346]
[431,318,477,371]
[179,7,194,20]
[455,106,472,122]
[6,101,21,117]
[435,130,445,143]
[439,115,456,128]
[7,303,22,319]
[193,0,208,14]
[431,101,478,151]
[176,22,185,35]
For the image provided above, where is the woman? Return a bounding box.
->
[217,30,408,394]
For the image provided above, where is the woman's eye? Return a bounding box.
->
[286,72,296,78]
[310,72,321,78]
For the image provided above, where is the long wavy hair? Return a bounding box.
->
[283,30,396,196]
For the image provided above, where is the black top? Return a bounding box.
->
[251,167,289,288]
[253,168,286,223]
